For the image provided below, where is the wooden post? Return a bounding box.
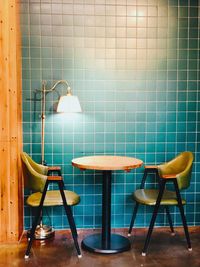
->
[0,0,23,242]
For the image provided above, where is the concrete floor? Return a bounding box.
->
[0,227,200,267]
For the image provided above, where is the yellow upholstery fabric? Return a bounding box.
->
[21,152,47,193]
[26,190,80,207]
[23,152,49,175]
[158,151,193,190]
[134,189,186,206]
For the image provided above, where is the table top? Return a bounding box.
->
[72,155,143,171]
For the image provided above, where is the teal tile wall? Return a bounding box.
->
[21,0,200,230]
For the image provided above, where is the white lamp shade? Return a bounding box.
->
[57,95,82,113]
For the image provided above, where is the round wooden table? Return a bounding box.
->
[72,155,143,254]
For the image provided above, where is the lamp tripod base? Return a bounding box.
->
[27,225,55,240]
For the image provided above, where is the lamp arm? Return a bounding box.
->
[35,80,71,95]
[47,80,70,93]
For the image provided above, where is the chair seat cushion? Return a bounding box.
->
[26,190,80,207]
[133,189,186,206]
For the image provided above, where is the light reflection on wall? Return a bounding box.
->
[68,2,178,72]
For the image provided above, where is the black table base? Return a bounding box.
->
[81,170,131,254]
[81,233,131,254]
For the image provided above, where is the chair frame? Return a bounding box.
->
[128,167,192,256]
[25,168,81,258]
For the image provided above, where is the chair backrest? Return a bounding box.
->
[158,151,194,190]
[23,152,48,175]
[21,152,47,193]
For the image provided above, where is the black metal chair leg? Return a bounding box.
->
[165,206,175,235]
[140,169,148,189]
[58,181,78,238]
[173,179,192,251]
[25,181,49,259]
[128,168,150,236]
[67,206,78,238]
[58,180,82,258]
[142,179,166,256]
[128,202,139,236]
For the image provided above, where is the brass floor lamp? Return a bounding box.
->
[31,80,82,239]
[38,80,82,165]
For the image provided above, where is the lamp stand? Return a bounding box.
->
[27,208,55,240]
[30,81,55,239]
[41,81,46,165]
[27,222,55,240]
[30,80,81,240]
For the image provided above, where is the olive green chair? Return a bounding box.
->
[128,151,194,256]
[21,152,81,258]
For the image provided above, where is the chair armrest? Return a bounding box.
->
[47,176,62,181]
[47,166,61,175]
[47,166,61,171]
[145,165,158,169]
[160,174,176,179]
[139,165,159,189]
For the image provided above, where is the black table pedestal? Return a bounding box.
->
[82,170,130,254]
[82,233,130,254]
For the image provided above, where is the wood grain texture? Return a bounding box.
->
[0,1,23,243]
[72,155,143,171]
